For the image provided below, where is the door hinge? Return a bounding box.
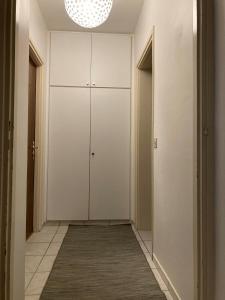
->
[203,127,209,136]
[8,120,14,132]
[153,138,158,149]
[8,121,13,150]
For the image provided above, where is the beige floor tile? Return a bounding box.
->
[25,273,34,289]
[143,252,157,269]
[26,243,49,256]
[138,230,152,241]
[152,269,168,291]
[131,224,137,232]
[45,243,61,256]
[25,296,40,300]
[40,226,58,233]
[27,232,55,243]
[26,272,49,296]
[52,233,65,243]
[25,256,43,273]
[57,226,68,234]
[144,241,153,253]
[164,291,174,300]
[134,231,142,241]
[139,240,148,253]
[37,256,56,272]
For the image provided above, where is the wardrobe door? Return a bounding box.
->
[50,32,91,87]
[90,89,130,220]
[91,34,131,88]
[48,87,90,220]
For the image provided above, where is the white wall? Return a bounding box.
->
[30,0,48,61]
[10,0,29,299]
[215,1,225,299]
[134,1,195,299]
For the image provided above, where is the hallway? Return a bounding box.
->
[0,0,217,299]
[12,0,198,298]
[25,223,172,299]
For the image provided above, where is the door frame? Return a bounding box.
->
[29,42,45,232]
[135,29,155,252]
[196,0,214,299]
[0,0,16,299]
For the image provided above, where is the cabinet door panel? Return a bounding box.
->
[90,89,130,220]
[47,87,90,220]
[91,34,131,88]
[50,32,91,87]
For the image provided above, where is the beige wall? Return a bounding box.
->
[10,0,29,299]
[134,1,195,299]
[215,1,225,299]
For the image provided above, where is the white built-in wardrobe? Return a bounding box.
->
[47,32,131,221]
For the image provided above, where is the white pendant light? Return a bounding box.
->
[64,0,113,29]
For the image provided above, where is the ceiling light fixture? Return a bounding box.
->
[64,0,113,29]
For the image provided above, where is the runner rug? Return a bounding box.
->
[41,225,167,299]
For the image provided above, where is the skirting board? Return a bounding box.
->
[45,220,132,226]
[153,254,181,300]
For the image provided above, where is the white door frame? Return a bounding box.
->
[29,41,45,231]
[135,29,155,254]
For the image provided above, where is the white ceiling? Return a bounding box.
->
[37,0,144,33]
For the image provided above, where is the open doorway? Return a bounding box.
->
[26,55,37,239]
[135,33,154,255]
[26,44,44,239]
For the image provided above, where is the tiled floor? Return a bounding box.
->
[24,223,173,300]
[135,226,173,300]
[25,222,68,299]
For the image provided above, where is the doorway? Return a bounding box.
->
[26,55,37,239]
[135,34,154,254]
[0,0,16,298]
